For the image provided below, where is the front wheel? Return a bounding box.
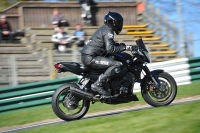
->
[141,72,177,107]
[52,83,90,121]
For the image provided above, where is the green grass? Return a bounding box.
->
[0,81,200,128]
[19,100,200,133]
[0,0,21,11]
[0,0,75,12]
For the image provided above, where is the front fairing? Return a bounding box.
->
[136,39,150,63]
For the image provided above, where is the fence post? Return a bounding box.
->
[155,8,163,37]
[187,33,193,57]
[10,55,18,86]
[18,6,24,29]
[48,49,54,79]
[72,45,78,63]
[8,56,12,86]
[171,20,177,50]
[190,33,194,57]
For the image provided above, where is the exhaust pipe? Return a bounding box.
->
[70,87,99,101]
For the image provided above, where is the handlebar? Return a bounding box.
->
[131,45,138,51]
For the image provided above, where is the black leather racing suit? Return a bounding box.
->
[81,24,126,88]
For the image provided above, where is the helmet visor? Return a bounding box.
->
[115,20,123,35]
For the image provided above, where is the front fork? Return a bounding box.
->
[143,64,163,88]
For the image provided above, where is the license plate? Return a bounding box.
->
[51,69,58,79]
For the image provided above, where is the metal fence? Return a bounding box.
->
[138,0,193,58]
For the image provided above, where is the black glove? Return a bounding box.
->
[132,45,138,51]
[119,43,125,46]
[117,43,126,50]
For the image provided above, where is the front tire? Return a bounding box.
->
[52,83,90,121]
[141,72,177,107]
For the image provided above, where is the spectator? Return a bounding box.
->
[73,24,86,47]
[79,0,93,26]
[51,27,71,53]
[0,15,14,43]
[51,8,69,27]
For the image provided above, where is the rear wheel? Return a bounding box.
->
[141,72,177,107]
[52,83,90,121]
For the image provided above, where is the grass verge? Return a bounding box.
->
[0,81,200,128]
[19,100,200,133]
[0,0,22,12]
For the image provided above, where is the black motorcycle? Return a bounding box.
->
[51,38,177,121]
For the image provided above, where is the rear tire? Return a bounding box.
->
[141,72,177,107]
[52,83,90,121]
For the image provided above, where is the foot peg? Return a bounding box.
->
[120,86,128,94]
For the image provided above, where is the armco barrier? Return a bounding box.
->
[0,57,200,112]
[0,76,78,112]
[149,57,200,84]
[132,57,200,91]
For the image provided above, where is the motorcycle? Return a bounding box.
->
[51,38,177,121]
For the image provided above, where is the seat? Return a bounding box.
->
[59,62,105,75]
[60,62,80,67]
[80,65,105,73]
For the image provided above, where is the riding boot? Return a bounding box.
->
[91,74,111,96]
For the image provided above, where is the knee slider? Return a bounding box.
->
[115,67,121,74]
[114,62,123,74]
[110,67,121,76]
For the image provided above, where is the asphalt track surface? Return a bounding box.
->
[1,97,200,133]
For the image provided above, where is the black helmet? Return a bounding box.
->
[104,12,123,35]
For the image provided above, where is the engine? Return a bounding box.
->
[110,72,135,94]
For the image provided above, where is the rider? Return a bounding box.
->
[81,12,133,96]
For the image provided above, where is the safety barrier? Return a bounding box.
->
[0,57,200,112]
[134,57,200,90]
[149,57,200,84]
[0,76,78,112]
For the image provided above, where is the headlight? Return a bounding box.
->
[143,51,151,63]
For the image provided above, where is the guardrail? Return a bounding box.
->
[150,57,200,83]
[134,57,200,90]
[0,76,78,112]
[0,57,200,112]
